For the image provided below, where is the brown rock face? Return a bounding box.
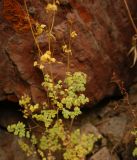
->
[0,0,137,104]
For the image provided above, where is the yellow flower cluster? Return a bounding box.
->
[33,51,56,70]
[23,103,39,119]
[40,50,56,63]
[46,3,58,13]
[19,95,31,106]
[70,31,77,38]
[35,23,46,36]
[39,64,45,70]
[33,61,44,70]
[34,61,38,67]
[29,104,39,113]
[19,94,40,118]
[27,105,39,118]
[62,44,72,54]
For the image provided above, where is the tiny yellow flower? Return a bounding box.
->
[30,105,35,112]
[40,51,56,63]
[62,44,72,54]
[34,104,39,109]
[40,55,47,62]
[45,50,51,55]
[56,0,60,5]
[19,95,31,106]
[46,3,58,12]
[40,53,50,62]
[70,31,77,38]
[62,44,67,52]
[49,83,53,88]
[30,104,39,112]
[35,23,46,36]
[40,24,46,28]
[65,49,72,54]
[23,115,28,119]
[51,58,56,63]
[33,61,38,67]
[39,64,44,70]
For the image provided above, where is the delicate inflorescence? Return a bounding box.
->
[7,0,100,159]
[46,3,58,13]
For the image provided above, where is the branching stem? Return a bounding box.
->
[24,0,42,57]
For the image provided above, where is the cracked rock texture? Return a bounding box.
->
[0,0,137,104]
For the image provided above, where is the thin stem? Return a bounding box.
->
[50,11,56,34]
[24,0,42,57]
[30,118,44,130]
[123,0,137,34]
[48,10,56,82]
[67,23,72,72]
[48,11,55,53]
[67,53,70,72]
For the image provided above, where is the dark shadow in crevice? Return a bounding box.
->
[0,100,23,130]
[81,93,124,117]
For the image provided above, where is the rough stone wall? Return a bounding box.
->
[0,0,137,105]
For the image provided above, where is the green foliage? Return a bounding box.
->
[132,129,137,157]
[133,148,137,157]
[7,1,100,159]
[65,72,87,92]
[32,110,57,128]
[7,121,26,138]
[7,72,99,160]
[62,107,81,119]
[18,139,35,157]
[41,72,89,120]
[19,94,39,118]
[39,119,65,152]
[30,134,38,145]
[63,129,99,160]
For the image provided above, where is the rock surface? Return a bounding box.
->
[97,113,128,143]
[90,147,119,160]
[0,0,137,104]
[0,129,39,160]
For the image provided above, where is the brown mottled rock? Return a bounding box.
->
[0,130,39,160]
[90,147,119,160]
[97,113,128,143]
[0,0,137,104]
